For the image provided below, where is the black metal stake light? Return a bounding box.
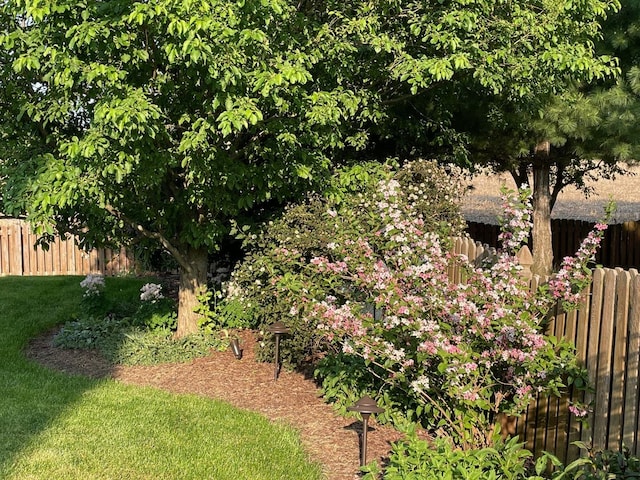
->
[230,337,243,360]
[347,396,385,467]
[267,321,290,380]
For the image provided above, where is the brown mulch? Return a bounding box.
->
[25,329,405,480]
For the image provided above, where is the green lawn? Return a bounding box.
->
[0,276,323,480]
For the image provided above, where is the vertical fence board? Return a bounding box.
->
[563,307,579,462]
[610,271,630,451]
[551,306,568,462]
[626,273,640,454]
[28,231,38,275]
[583,269,605,447]
[593,269,617,450]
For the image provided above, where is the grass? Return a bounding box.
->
[0,276,324,480]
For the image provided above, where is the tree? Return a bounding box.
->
[438,0,640,276]
[0,0,383,336]
[0,0,621,333]
[305,0,622,276]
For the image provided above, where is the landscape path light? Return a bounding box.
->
[267,321,290,380]
[229,337,242,360]
[347,395,385,467]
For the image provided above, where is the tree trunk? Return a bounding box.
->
[175,246,209,338]
[531,142,553,277]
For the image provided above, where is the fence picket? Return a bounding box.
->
[625,273,640,452]
[610,270,631,451]
[593,269,617,450]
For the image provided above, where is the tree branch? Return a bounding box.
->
[103,204,192,273]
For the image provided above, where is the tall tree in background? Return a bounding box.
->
[0,0,621,333]
[444,0,640,276]
[309,0,621,276]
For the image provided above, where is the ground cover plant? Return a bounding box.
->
[54,274,226,365]
[0,276,322,480]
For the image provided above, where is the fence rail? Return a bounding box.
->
[453,237,640,463]
[0,218,133,276]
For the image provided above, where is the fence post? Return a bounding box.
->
[517,246,533,280]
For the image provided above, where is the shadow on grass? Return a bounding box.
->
[0,276,93,475]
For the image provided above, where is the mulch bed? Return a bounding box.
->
[26,329,405,480]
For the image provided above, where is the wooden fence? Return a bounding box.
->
[452,237,640,463]
[0,218,133,276]
[467,219,640,270]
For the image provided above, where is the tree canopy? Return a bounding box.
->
[408,0,630,275]
[0,0,622,333]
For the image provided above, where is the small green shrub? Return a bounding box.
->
[111,329,224,365]
[314,353,424,427]
[131,297,177,331]
[196,288,253,333]
[362,433,542,480]
[55,315,130,348]
[55,276,225,365]
[54,314,224,365]
[542,443,640,479]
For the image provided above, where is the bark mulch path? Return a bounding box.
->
[26,329,405,480]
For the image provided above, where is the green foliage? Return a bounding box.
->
[314,353,424,427]
[55,276,224,365]
[362,433,543,480]
[197,289,254,333]
[541,443,640,479]
[54,315,131,349]
[313,354,371,416]
[54,312,223,366]
[131,297,178,331]
[111,329,223,366]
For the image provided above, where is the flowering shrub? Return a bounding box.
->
[140,283,164,303]
[304,182,608,448]
[224,160,467,366]
[394,158,468,238]
[80,274,105,297]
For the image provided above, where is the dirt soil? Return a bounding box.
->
[26,329,405,480]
